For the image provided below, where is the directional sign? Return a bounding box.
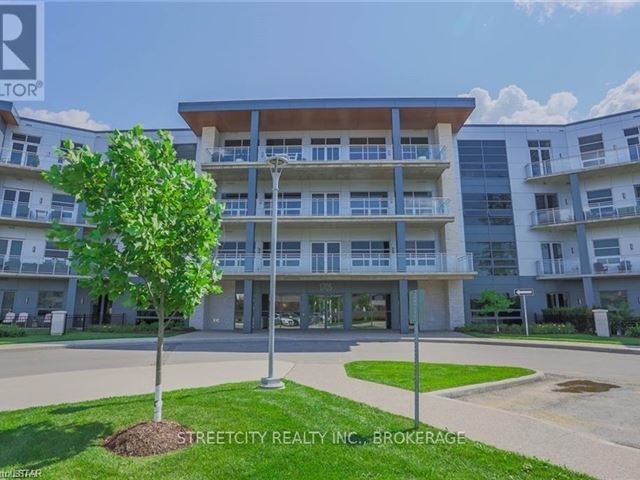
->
[514,288,534,296]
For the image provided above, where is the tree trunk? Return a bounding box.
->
[153,296,165,422]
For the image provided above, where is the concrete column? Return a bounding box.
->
[569,173,596,306]
[197,126,219,170]
[447,280,465,329]
[242,279,254,333]
[399,279,409,333]
[300,293,310,329]
[343,292,352,330]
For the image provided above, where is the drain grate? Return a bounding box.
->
[554,379,620,393]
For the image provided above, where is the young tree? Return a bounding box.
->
[477,290,513,333]
[45,126,223,422]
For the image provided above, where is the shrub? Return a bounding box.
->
[541,307,593,333]
[609,302,638,335]
[529,323,576,335]
[85,322,193,334]
[0,326,28,338]
[625,325,640,337]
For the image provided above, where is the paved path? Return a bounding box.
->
[1,332,639,479]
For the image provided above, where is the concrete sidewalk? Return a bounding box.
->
[287,363,639,480]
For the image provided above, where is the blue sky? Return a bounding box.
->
[18,1,640,129]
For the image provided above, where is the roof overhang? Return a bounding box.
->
[0,101,20,126]
[178,97,475,135]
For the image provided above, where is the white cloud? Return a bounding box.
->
[460,85,578,124]
[18,108,111,130]
[589,71,640,118]
[515,0,638,17]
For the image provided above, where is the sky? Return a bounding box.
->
[17,0,640,130]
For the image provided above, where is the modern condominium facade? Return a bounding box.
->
[1,97,639,332]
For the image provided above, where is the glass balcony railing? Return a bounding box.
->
[216,253,474,275]
[584,202,640,222]
[525,144,640,178]
[206,144,447,163]
[536,258,581,276]
[0,256,71,276]
[0,200,77,224]
[220,197,451,218]
[537,255,640,277]
[0,148,63,171]
[530,207,575,227]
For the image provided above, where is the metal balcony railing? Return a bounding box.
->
[206,144,447,163]
[525,144,640,178]
[0,200,77,224]
[216,253,474,275]
[0,256,71,275]
[530,207,575,226]
[0,148,63,171]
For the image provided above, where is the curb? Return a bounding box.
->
[432,371,545,398]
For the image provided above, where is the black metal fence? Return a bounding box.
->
[68,313,127,331]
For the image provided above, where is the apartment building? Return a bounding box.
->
[1,97,639,331]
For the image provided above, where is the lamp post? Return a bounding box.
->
[260,155,288,389]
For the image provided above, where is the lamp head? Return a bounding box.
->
[266,155,288,172]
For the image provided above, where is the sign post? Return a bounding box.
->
[409,289,426,429]
[514,288,534,336]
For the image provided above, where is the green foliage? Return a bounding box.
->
[625,325,640,337]
[477,290,513,316]
[44,126,223,320]
[610,302,636,334]
[0,325,27,338]
[457,322,577,335]
[85,323,194,334]
[541,307,594,333]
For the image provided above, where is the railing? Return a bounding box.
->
[584,202,640,221]
[530,207,575,226]
[0,148,63,171]
[592,255,640,275]
[216,253,474,274]
[221,197,451,218]
[525,144,640,178]
[206,144,446,163]
[0,256,71,275]
[536,258,582,276]
[0,200,76,224]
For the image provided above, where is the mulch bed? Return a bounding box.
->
[103,420,194,457]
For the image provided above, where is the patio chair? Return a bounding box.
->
[16,312,29,327]
[2,311,15,325]
[42,313,52,327]
[593,262,608,273]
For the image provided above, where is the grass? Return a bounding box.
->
[0,381,589,479]
[0,329,185,345]
[462,332,640,346]
[344,361,534,392]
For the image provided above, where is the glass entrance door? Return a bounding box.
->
[309,295,344,329]
[311,242,340,273]
[541,242,564,274]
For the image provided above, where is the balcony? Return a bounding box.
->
[530,207,575,228]
[0,256,71,277]
[0,148,62,176]
[525,144,640,180]
[536,255,640,279]
[221,196,452,225]
[536,259,582,278]
[0,200,78,226]
[216,253,475,279]
[584,202,640,225]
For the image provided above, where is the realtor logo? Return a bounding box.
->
[0,2,44,100]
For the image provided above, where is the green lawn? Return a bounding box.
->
[462,332,640,346]
[0,381,588,479]
[345,361,534,392]
[0,330,185,345]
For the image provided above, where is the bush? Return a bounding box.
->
[529,323,576,335]
[541,307,594,333]
[85,322,194,334]
[624,324,640,338]
[458,322,576,336]
[0,325,28,338]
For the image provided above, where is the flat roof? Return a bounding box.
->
[178,97,476,135]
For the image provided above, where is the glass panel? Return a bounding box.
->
[351,294,390,329]
[309,295,344,329]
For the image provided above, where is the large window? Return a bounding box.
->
[262,241,301,267]
[349,137,387,161]
[406,240,435,267]
[527,140,552,176]
[467,241,519,276]
[217,139,250,162]
[458,140,509,178]
[265,138,303,161]
[264,192,301,216]
[37,291,64,316]
[351,293,390,329]
[51,193,76,222]
[311,138,340,161]
[462,192,513,225]
[404,191,433,215]
[220,193,248,217]
[586,188,614,219]
[401,136,429,160]
[593,238,620,265]
[10,134,41,167]
[351,241,390,267]
[350,192,389,216]
[218,241,246,268]
[470,295,521,322]
[578,133,605,167]
[44,241,68,259]
[624,127,639,161]
[173,143,197,161]
[261,294,301,329]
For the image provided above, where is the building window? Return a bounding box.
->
[351,241,390,267]
[467,241,519,276]
[586,188,614,219]
[262,241,301,267]
[220,193,248,217]
[470,295,521,322]
[311,138,340,161]
[351,293,390,329]
[0,238,23,257]
[406,240,435,266]
[578,133,605,167]
[312,193,339,216]
[462,192,513,225]
[624,127,639,161]
[458,140,509,178]
[234,293,244,330]
[173,143,197,161]
[599,290,628,310]
[404,191,433,215]
[264,192,301,216]
[528,140,552,175]
[10,133,41,167]
[37,291,64,316]
[44,241,68,259]
[218,242,246,267]
[0,290,15,317]
[546,292,569,309]
[265,138,303,161]
[1,189,31,219]
[261,294,301,329]
[535,193,559,210]
[593,238,620,266]
[51,193,76,222]
[350,192,389,216]
[349,137,387,161]
[401,137,429,160]
[216,139,250,162]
